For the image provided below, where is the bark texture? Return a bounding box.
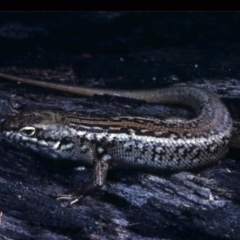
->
[0,12,240,240]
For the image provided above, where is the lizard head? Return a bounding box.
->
[1,110,79,161]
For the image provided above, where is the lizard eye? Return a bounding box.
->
[20,126,36,136]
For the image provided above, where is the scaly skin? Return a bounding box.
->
[0,73,236,205]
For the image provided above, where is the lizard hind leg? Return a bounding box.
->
[56,154,111,206]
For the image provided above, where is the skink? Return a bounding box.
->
[0,72,237,205]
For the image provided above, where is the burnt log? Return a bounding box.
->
[0,12,240,240]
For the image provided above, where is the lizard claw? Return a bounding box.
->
[55,193,83,206]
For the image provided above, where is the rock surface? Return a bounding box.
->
[0,12,240,240]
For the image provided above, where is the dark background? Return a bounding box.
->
[0,12,240,240]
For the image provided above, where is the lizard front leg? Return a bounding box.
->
[56,147,111,206]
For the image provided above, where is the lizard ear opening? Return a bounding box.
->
[20,126,36,136]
